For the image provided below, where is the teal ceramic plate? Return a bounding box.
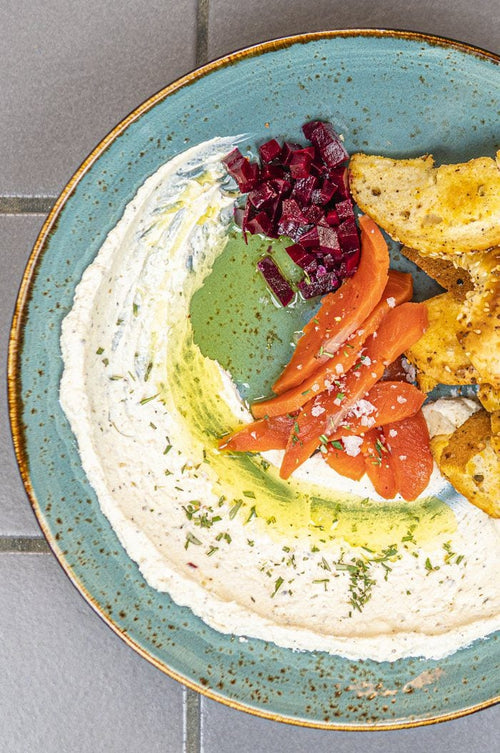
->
[9,30,499,728]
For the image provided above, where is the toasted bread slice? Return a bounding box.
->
[405,292,481,391]
[457,247,500,388]
[400,246,474,301]
[432,410,500,517]
[491,410,500,457]
[478,383,500,412]
[349,152,500,257]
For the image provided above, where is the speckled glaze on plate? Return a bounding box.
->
[8,30,499,728]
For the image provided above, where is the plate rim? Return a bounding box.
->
[7,28,500,730]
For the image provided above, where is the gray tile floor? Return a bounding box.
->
[1,1,498,750]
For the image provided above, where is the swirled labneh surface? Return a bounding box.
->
[60,139,500,662]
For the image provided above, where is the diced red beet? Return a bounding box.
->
[299,225,341,255]
[222,147,245,172]
[304,258,318,274]
[245,211,275,237]
[257,256,295,306]
[338,248,361,278]
[279,198,311,226]
[318,178,338,205]
[301,204,325,225]
[237,162,260,192]
[328,167,350,198]
[316,264,327,277]
[298,271,340,299]
[325,208,340,226]
[322,253,337,271]
[285,244,317,271]
[270,178,293,198]
[302,122,349,168]
[277,219,309,243]
[296,226,320,249]
[258,139,282,163]
[288,148,315,179]
[248,182,277,209]
[318,226,341,256]
[336,198,355,221]
[301,121,321,141]
[291,175,318,205]
[281,142,303,166]
[222,148,260,192]
[261,163,286,180]
[337,218,361,254]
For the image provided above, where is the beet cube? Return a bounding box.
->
[222,148,260,192]
[298,271,340,299]
[321,226,341,255]
[270,178,293,198]
[301,204,324,225]
[285,244,316,271]
[281,142,302,166]
[291,175,318,205]
[302,122,349,168]
[261,163,286,180]
[337,218,361,254]
[257,256,295,306]
[338,249,361,278]
[336,198,355,221]
[258,139,282,163]
[248,182,277,209]
[328,167,350,198]
[279,198,311,226]
[288,148,315,179]
[245,211,275,237]
[325,208,340,226]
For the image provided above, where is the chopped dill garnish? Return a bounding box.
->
[245,506,257,524]
[271,576,284,597]
[443,541,465,566]
[229,499,243,519]
[320,557,331,571]
[313,578,329,590]
[139,393,159,405]
[184,532,202,549]
[425,557,440,574]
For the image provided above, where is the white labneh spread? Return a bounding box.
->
[60,139,500,662]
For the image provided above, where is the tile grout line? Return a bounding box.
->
[0,196,57,214]
[0,536,50,553]
[183,687,202,753]
[195,0,209,68]
[183,9,209,751]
